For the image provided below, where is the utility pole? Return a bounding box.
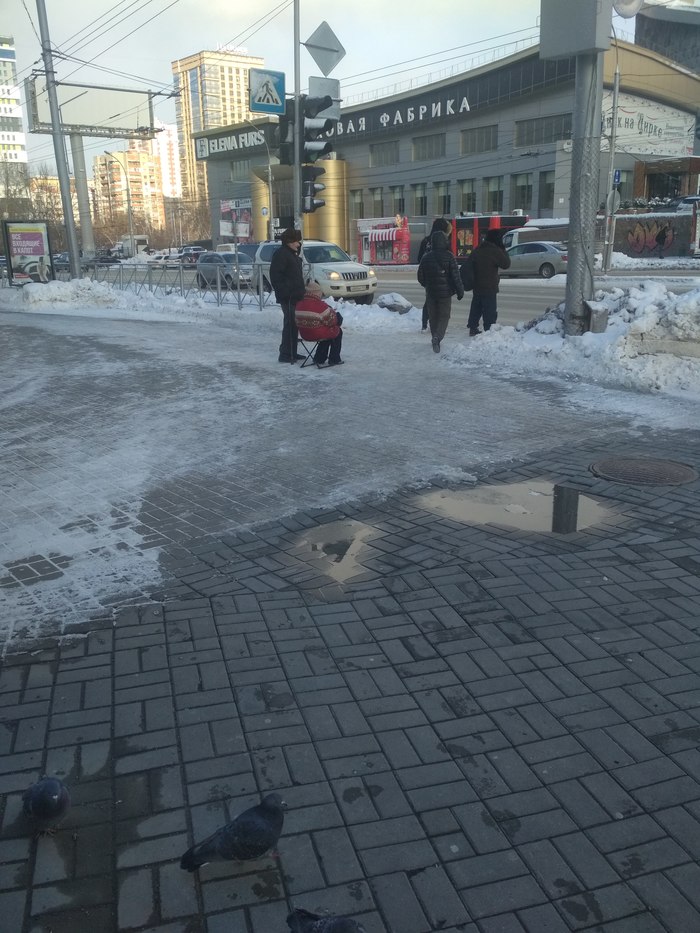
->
[563,51,604,335]
[70,135,95,258]
[293,0,302,229]
[35,0,81,277]
[602,64,620,273]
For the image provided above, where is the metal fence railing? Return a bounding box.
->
[0,261,277,310]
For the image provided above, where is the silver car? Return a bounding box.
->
[196,252,254,290]
[504,241,568,279]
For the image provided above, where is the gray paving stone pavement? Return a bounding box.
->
[2,312,700,931]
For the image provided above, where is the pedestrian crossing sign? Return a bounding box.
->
[249,69,286,115]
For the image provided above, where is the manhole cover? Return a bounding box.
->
[590,457,698,486]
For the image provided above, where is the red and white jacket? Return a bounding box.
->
[294,294,341,340]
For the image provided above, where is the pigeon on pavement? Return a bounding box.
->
[287,908,366,933]
[22,777,71,834]
[180,792,284,872]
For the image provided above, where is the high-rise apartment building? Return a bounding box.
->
[152,119,182,199]
[171,46,264,208]
[0,34,28,205]
[93,146,165,232]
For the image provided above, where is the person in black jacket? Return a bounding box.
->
[269,228,306,363]
[417,218,451,331]
[417,229,464,354]
[468,229,511,336]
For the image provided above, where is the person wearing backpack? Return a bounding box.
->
[467,229,511,336]
[417,218,451,331]
[417,228,464,354]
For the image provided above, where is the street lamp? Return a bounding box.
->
[241,118,274,241]
[104,151,134,257]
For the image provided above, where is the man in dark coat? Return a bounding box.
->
[417,229,464,354]
[269,228,306,363]
[417,218,451,331]
[468,229,511,336]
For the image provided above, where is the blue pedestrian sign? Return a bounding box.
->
[249,69,286,115]
[613,168,621,186]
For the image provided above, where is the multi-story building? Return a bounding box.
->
[93,147,165,233]
[195,38,700,257]
[0,34,28,209]
[171,47,264,209]
[152,119,182,199]
[635,0,700,77]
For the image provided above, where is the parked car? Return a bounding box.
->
[503,241,568,279]
[675,195,700,213]
[52,252,70,270]
[196,251,254,289]
[252,239,377,303]
[147,253,182,269]
[178,246,207,265]
[82,255,122,269]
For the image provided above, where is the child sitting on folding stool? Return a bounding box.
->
[294,282,344,366]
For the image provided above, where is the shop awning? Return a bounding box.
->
[368,228,398,242]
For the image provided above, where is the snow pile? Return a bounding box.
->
[445,281,700,395]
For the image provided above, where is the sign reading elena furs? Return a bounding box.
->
[601,91,696,157]
[195,128,267,160]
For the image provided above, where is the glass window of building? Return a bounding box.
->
[370,140,400,168]
[458,179,476,213]
[390,185,405,214]
[483,176,504,212]
[412,133,446,161]
[230,159,250,181]
[460,125,498,155]
[515,113,572,147]
[617,170,633,204]
[413,183,427,215]
[435,182,451,215]
[511,173,533,212]
[370,187,384,216]
[538,170,555,212]
[349,189,364,220]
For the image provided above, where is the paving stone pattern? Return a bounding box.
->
[2,432,700,932]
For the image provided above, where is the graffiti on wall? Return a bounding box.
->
[626,218,674,254]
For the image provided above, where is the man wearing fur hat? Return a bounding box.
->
[269,228,306,363]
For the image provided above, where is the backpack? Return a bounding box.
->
[459,255,475,292]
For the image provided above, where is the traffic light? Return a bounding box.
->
[302,165,326,213]
[301,94,334,163]
[277,99,295,166]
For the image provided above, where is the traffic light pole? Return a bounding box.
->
[293,0,302,228]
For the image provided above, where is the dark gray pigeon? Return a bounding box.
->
[22,777,70,834]
[180,792,284,872]
[287,908,366,933]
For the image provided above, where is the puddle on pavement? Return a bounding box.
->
[416,480,615,534]
[296,520,377,582]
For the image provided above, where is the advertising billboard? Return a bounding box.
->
[2,221,54,285]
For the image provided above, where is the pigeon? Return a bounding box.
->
[287,908,366,933]
[22,777,71,834]
[180,792,284,872]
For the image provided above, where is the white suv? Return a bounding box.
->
[253,239,377,304]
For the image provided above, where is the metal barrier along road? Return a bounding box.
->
[2,261,277,310]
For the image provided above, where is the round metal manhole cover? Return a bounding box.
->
[590,457,698,486]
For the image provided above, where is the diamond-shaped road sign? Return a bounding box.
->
[304,21,345,77]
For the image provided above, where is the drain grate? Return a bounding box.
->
[590,457,698,486]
